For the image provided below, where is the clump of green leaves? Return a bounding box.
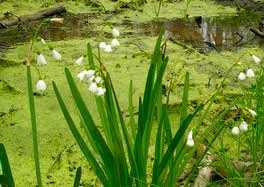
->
[53,33,224,186]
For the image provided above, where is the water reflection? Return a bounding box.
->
[0,11,263,51]
[130,13,263,51]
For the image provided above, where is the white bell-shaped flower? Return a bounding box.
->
[88,75,95,83]
[36,54,47,66]
[239,121,248,132]
[41,38,46,44]
[246,69,255,78]
[86,70,95,78]
[186,130,194,147]
[186,139,194,147]
[99,42,107,49]
[248,109,256,117]
[252,55,261,64]
[96,87,106,96]
[52,49,61,61]
[75,56,84,65]
[111,39,120,47]
[112,28,120,37]
[95,76,103,84]
[77,70,88,81]
[238,72,246,80]
[231,126,240,136]
[36,80,47,92]
[88,82,98,93]
[104,45,112,53]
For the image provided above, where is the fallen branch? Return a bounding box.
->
[0,6,66,28]
[250,28,264,38]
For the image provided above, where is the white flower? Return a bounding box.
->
[248,109,256,117]
[52,49,61,61]
[246,69,255,78]
[112,28,120,37]
[252,55,261,64]
[96,87,106,96]
[36,80,47,92]
[41,38,46,44]
[238,72,246,80]
[89,82,98,93]
[95,76,103,84]
[186,139,194,147]
[186,130,194,147]
[75,56,84,65]
[111,39,120,47]
[231,126,240,136]
[239,121,248,132]
[88,75,95,83]
[99,42,107,49]
[187,130,193,140]
[104,45,112,53]
[36,54,47,66]
[77,70,95,81]
[86,70,95,78]
[77,70,88,81]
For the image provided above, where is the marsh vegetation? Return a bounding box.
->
[0,0,264,186]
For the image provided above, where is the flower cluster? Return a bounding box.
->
[99,28,120,53]
[34,38,63,93]
[231,109,256,136]
[238,55,261,81]
[77,69,106,96]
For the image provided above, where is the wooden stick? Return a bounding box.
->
[0,6,66,28]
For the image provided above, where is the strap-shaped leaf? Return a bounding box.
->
[26,66,42,187]
[73,167,82,187]
[52,81,108,185]
[0,144,14,187]
[180,72,189,123]
[156,105,203,180]
[64,68,115,180]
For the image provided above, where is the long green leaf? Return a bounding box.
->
[64,68,122,186]
[104,75,129,186]
[73,167,82,187]
[108,74,140,185]
[152,105,166,183]
[129,80,136,140]
[52,81,108,185]
[0,144,14,187]
[155,105,203,182]
[27,65,42,187]
[180,72,189,123]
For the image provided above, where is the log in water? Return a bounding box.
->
[0,6,66,28]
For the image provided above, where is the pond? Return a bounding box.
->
[0,10,263,52]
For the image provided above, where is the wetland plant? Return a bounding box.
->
[52,33,225,186]
[0,143,15,187]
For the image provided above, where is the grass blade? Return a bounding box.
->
[180,72,189,123]
[129,80,136,140]
[64,68,118,185]
[0,143,15,187]
[52,81,108,185]
[73,167,82,187]
[26,65,42,187]
[155,105,203,182]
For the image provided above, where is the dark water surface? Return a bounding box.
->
[0,11,263,51]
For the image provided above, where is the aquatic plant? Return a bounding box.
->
[0,143,15,187]
[53,33,225,186]
[27,65,43,187]
[212,57,264,186]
